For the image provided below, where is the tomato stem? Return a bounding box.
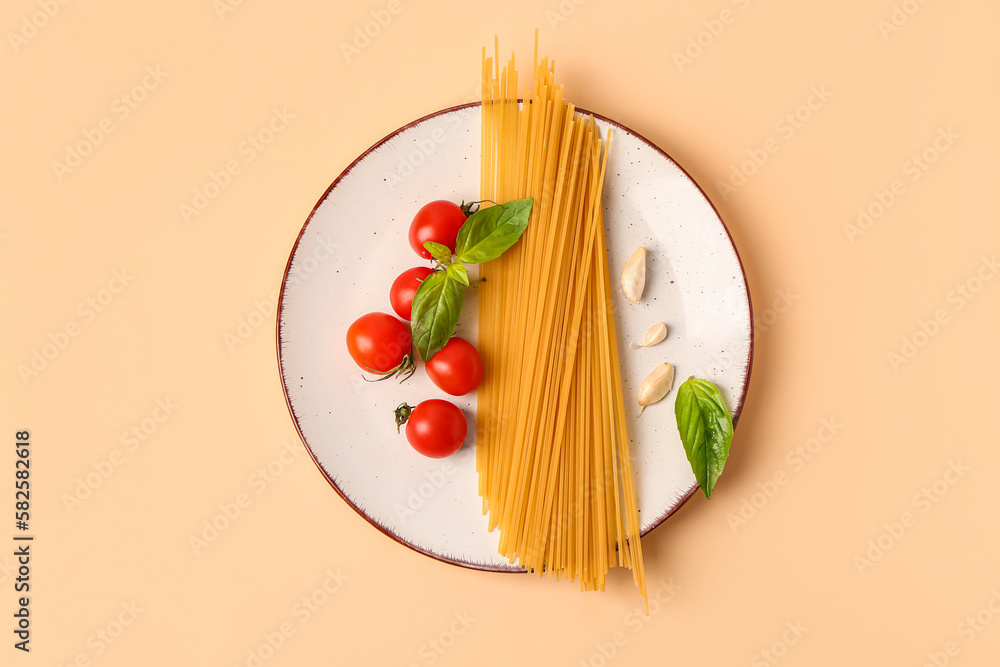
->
[393,402,414,433]
[361,349,416,384]
[459,199,497,217]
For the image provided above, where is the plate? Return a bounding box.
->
[277,103,753,571]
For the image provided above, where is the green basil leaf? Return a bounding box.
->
[674,377,734,499]
[448,262,470,287]
[410,269,464,362]
[455,198,533,264]
[423,241,453,264]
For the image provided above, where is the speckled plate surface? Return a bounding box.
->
[277,103,752,571]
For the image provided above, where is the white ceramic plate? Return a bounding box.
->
[278,103,753,571]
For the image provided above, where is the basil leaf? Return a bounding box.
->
[410,269,464,362]
[455,198,533,264]
[674,377,734,499]
[423,241,453,264]
[448,262,470,287]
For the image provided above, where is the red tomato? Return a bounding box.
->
[424,337,483,396]
[345,312,414,379]
[408,200,467,259]
[389,266,435,320]
[395,400,467,458]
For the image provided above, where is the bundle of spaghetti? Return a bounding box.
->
[475,33,647,607]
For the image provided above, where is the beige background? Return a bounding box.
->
[4,0,999,664]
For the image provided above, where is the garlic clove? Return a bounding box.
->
[631,322,667,349]
[621,247,646,304]
[637,363,675,416]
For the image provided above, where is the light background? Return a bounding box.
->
[3,0,998,665]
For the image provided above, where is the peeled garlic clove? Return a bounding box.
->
[637,363,675,416]
[621,247,646,304]
[631,322,667,349]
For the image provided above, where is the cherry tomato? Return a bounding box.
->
[389,266,435,321]
[394,400,467,458]
[345,312,414,380]
[408,200,467,259]
[424,337,483,396]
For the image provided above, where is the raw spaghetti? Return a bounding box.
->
[475,32,648,608]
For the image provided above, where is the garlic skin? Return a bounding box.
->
[637,363,675,416]
[621,247,646,304]
[631,322,667,349]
